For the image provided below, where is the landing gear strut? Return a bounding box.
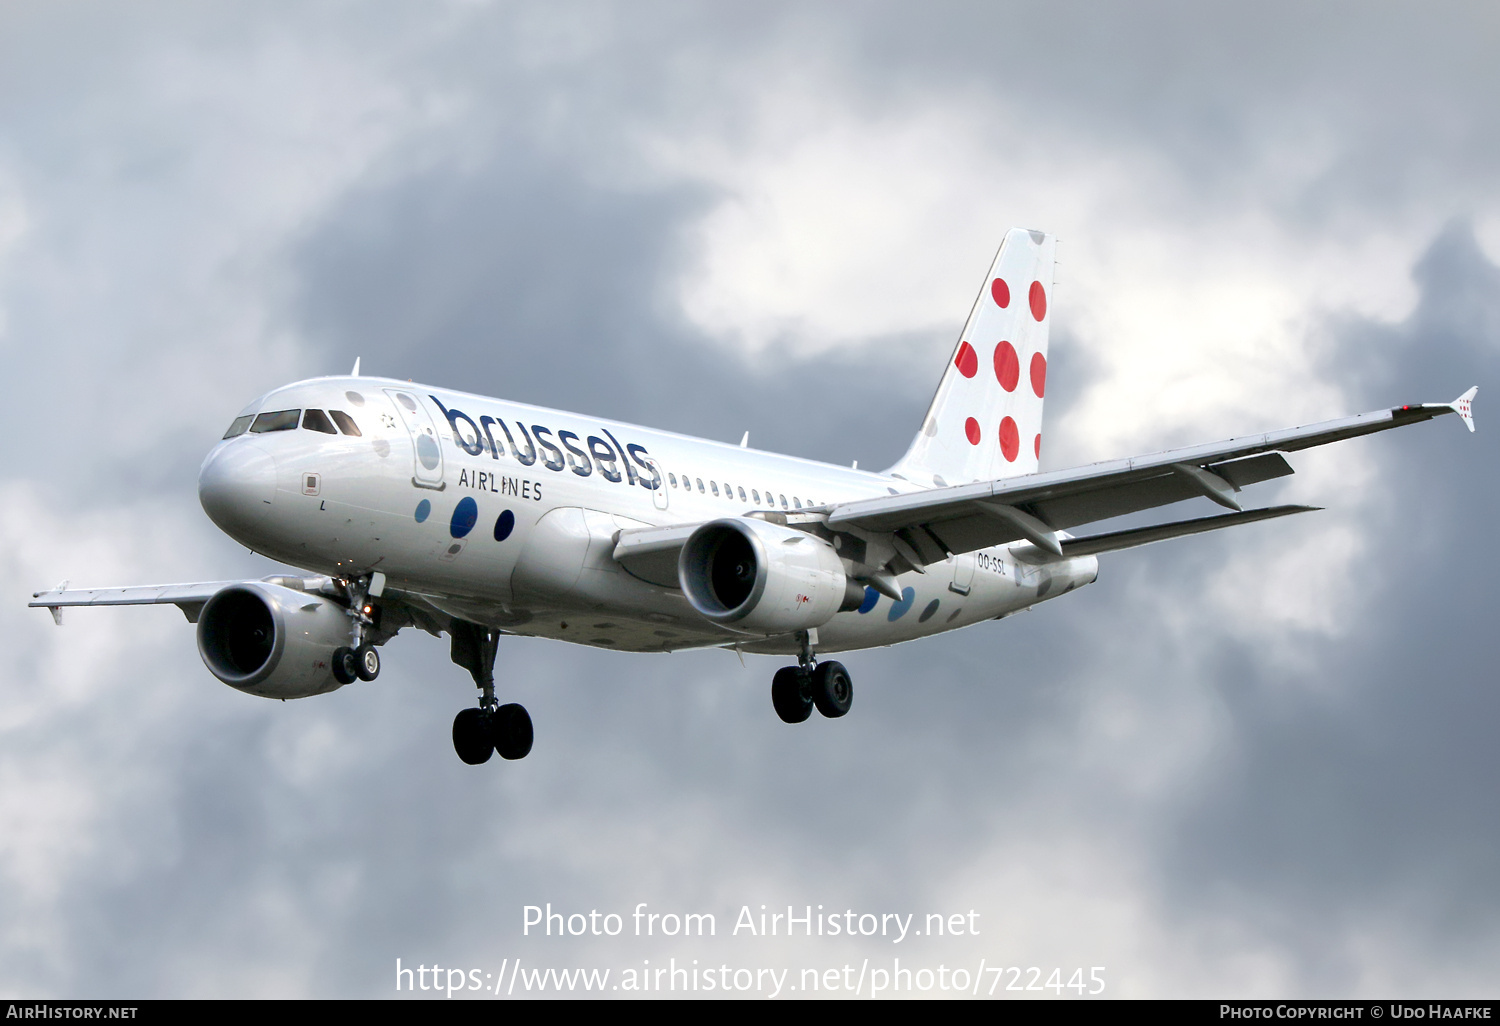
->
[771,629,853,724]
[333,573,384,685]
[449,620,533,764]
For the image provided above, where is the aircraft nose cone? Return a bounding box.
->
[199,441,278,539]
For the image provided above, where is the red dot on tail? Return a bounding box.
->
[954,341,978,378]
[991,278,1010,308]
[965,417,981,445]
[1030,352,1047,397]
[999,417,1019,461]
[1029,281,1047,321]
[993,340,1019,391]
[1034,433,1041,459]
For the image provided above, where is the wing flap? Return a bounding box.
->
[1054,505,1320,558]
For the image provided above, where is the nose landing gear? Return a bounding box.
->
[332,643,381,685]
[333,573,385,685]
[449,620,533,765]
[771,629,853,724]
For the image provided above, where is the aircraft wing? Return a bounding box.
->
[31,581,247,624]
[30,574,453,643]
[824,389,1476,569]
[29,576,342,624]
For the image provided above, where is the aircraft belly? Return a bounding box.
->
[511,506,696,622]
[737,548,1098,656]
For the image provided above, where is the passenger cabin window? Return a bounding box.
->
[250,410,300,433]
[328,410,362,436]
[696,478,705,493]
[669,473,678,488]
[302,409,338,434]
[223,415,253,439]
[779,494,788,509]
[711,481,719,497]
[738,486,746,501]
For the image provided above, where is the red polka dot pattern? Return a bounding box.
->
[999,417,1019,462]
[965,417,981,445]
[991,278,1010,308]
[954,341,978,378]
[1030,352,1047,398]
[1034,433,1041,459]
[993,340,1019,391]
[1029,281,1047,321]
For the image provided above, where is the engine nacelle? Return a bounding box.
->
[679,518,862,635]
[196,582,352,699]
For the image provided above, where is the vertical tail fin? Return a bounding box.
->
[886,228,1056,486]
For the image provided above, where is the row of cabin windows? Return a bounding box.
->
[223,408,362,440]
[222,413,821,510]
[665,472,819,511]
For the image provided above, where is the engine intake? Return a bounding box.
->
[196,582,352,699]
[679,518,862,635]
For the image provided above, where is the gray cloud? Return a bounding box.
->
[1,1,1497,999]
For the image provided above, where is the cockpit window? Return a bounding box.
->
[328,410,362,436]
[250,409,300,433]
[302,409,338,434]
[223,415,253,439]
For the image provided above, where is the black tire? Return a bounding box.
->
[452,708,494,765]
[492,703,534,760]
[331,646,358,685]
[771,666,813,724]
[812,661,853,718]
[355,643,381,682]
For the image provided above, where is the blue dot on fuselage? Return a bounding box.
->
[857,586,879,614]
[493,509,515,542]
[450,496,478,538]
[414,499,431,523]
[887,587,916,621]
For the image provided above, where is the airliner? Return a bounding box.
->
[30,229,1477,765]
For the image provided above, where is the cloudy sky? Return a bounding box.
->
[2,0,1498,999]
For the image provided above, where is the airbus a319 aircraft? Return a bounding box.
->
[31,229,1477,765]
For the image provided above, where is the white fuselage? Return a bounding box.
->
[198,376,1098,656]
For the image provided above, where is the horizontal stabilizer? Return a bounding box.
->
[1057,505,1320,558]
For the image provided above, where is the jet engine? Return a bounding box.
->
[679,517,864,635]
[196,581,352,699]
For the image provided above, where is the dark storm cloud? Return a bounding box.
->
[291,147,937,467]
[5,0,1500,1000]
[1155,225,1500,982]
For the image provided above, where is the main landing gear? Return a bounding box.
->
[771,630,853,724]
[449,620,533,765]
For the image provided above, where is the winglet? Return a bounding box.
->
[46,579,68,625]
[1415,386,1477,432]
[1451,386,1477,432]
